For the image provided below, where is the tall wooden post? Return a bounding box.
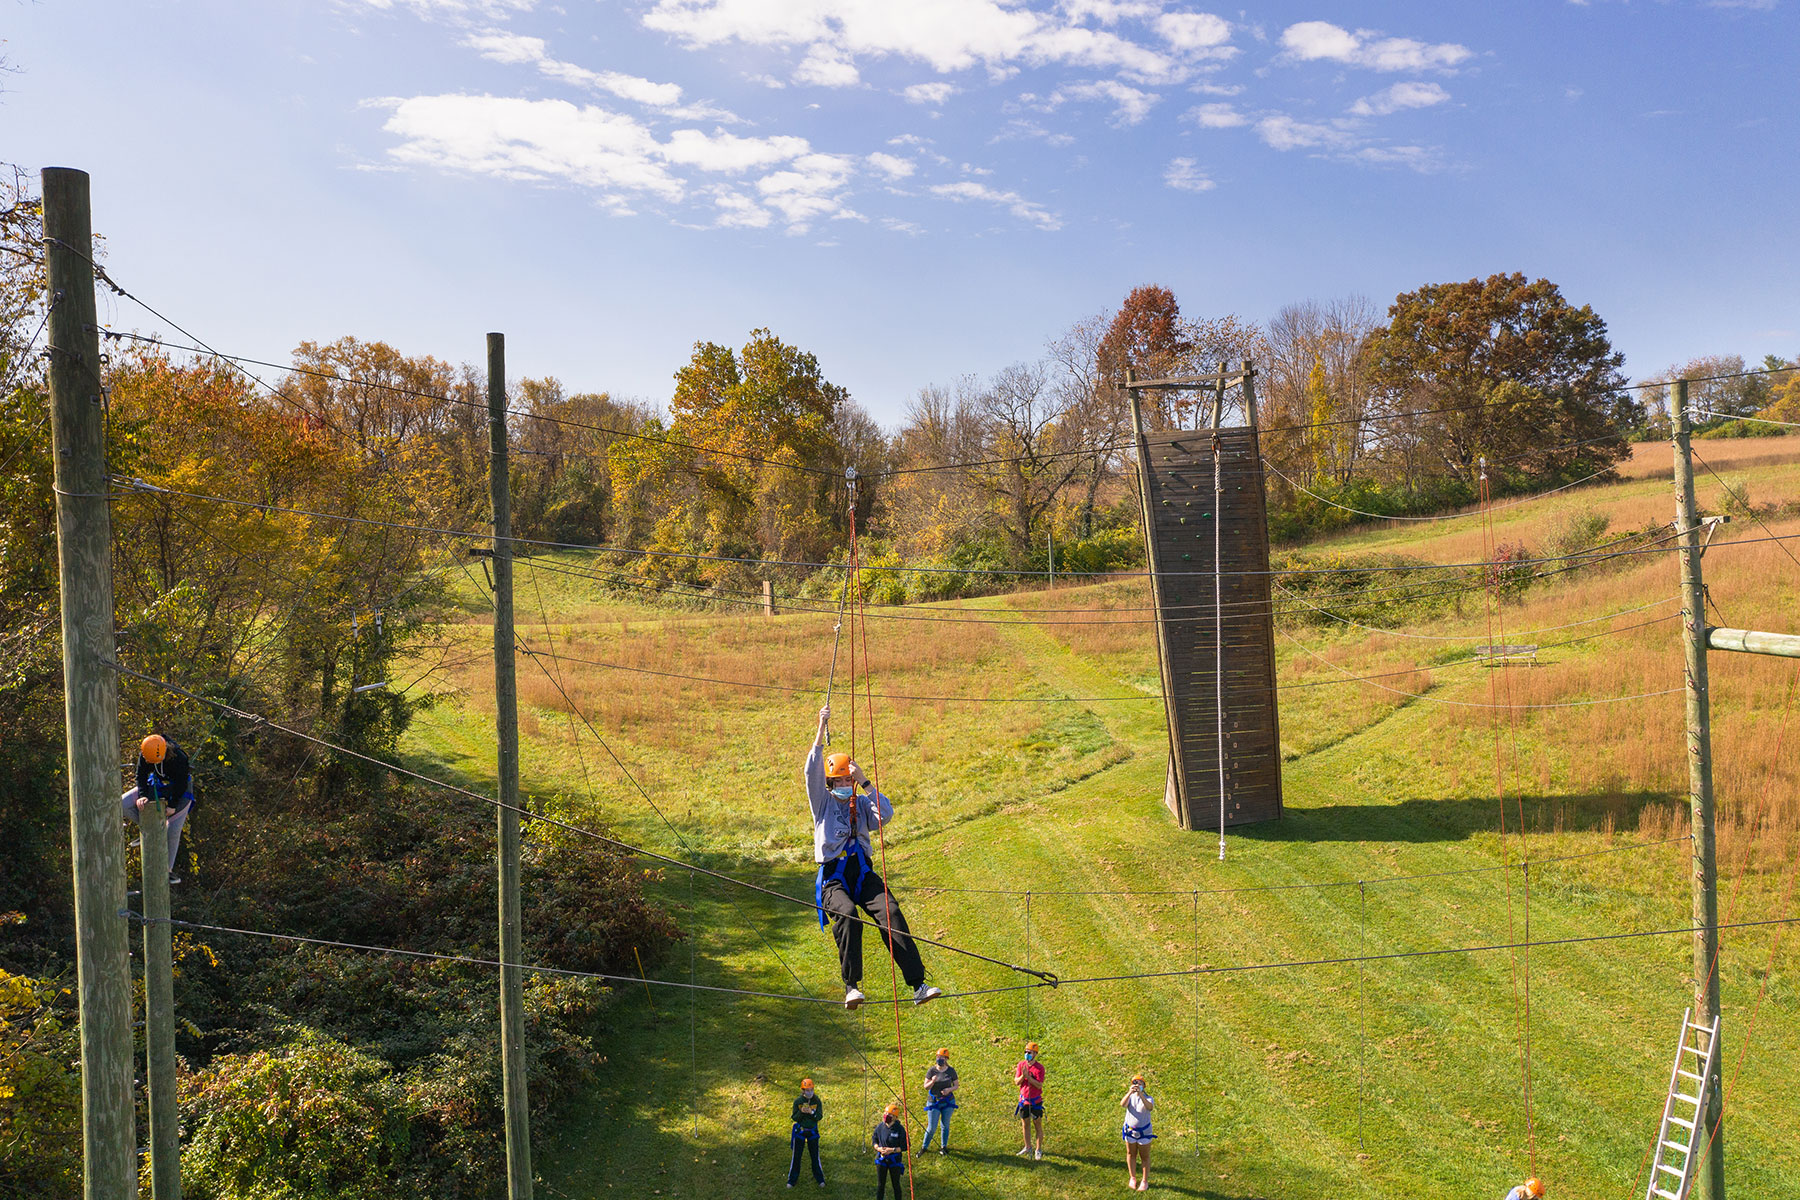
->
[44,166,138,1200]
[762,579,776,617]
[488,333,533,1200]
[137,802,180,1199]
[1671,380,1724,1200]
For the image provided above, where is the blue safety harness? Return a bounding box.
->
[790,1122,819,1144]
[874,1148,904,1168]
[815,801,868,928]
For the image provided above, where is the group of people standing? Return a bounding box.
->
[787,1043,1160,1193]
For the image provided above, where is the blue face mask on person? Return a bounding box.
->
[830,783,855,800]
[1025,1052,1035,1062]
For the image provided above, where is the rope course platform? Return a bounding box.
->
[1128,364,1283,834]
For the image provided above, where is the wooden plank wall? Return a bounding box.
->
[1138,427,1284,830]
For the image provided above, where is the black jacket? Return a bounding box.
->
[136,739,192,807]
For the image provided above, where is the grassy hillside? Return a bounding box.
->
[402,438,1800,1200]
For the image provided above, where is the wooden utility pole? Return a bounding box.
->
[488,332,532,1200]
[762,579,776,617]
[136,803,180,1199]
[1671,380,1725,1200]
[44,165,138,1200]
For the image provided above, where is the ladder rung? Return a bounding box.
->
[1661,1139,1692,1155]
[1669,1115,1696,1130]
[1653,1190,1681,1200]
[1680,1045,1705,1056]
[1677,1069,1705,1081]
[1658,1163,1685,1177]
[1674,1092,1702,1106]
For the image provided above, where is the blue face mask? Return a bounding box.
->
[1025,1053,1035,1062]
[830,784,855,800]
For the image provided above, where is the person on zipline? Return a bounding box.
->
[786,1077,825,1188]
[922,1047,958,1153]
[1502,1179,1546,1200]
[122,733,194,885]
[807,704,940,1010]
[1119,1074,1156,1191]
[1014,1040,1046,1160]
[872,1102,909,1200]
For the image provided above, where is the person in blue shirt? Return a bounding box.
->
[806,705,940,1010]
[121,733,194,884]
[1119,1074,1157,1191]
[1503,1179,1546,1200]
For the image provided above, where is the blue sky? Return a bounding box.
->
[4,0,1796,423]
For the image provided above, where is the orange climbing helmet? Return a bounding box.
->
[883,1102,901,1118]
[801,1078,814,1090]
[1523,1180,1545,1199]
[1024,1041,1039,1054]
[824,752,852,780]
[935,1048,950,1059]
[140,734,167,764]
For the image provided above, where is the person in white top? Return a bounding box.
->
[1502,1180,1546,1200]
[1119,1075,1156,1191]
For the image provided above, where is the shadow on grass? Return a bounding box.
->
[1243,790,1680,846]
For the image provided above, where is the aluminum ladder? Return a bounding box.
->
[1644,1007,1720,1200]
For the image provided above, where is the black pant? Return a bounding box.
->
[788,1132,823,1185]
[876,1160,905,1199]
[821,853,924,989]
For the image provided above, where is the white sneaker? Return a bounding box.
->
[844,987,866,1010]
[1034,1149,1043,1161]
[1015,1148,1031,1157]
[912,984,942,1005]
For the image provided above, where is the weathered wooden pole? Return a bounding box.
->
[762,579,776,617]
[44,165,139,1200]
[1671,380,1725,1200]
[136,801,180,1199]
[1706,627,1800,658]
[488,332,533,1200]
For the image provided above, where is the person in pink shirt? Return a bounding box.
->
[1013,1040,1046,1160]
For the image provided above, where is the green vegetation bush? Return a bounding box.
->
[0,967,81,1200]
[182,1029,415,1200]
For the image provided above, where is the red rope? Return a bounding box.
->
[846,495,917,1200]
[1478,467,1536,1176]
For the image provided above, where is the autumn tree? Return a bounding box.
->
[609,329,876,583]
[1260,296,1380,491]
[1366,273,1637,487]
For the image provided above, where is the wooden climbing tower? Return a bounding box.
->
[1127,362,1283,833]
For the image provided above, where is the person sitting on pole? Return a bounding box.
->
[806,704,940,1010]
[122,734,194,885]
[786,1077,825,1188]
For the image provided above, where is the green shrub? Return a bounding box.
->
[0,967,81,1200]
[182,1029,415,1200]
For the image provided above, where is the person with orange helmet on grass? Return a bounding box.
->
[807,704,940,1011]
[786,1078,825,1188]
[872,1101,910,1200]
[1014,1040,1046,1160]
[1119,1073,1157,1191]
[922,1047,959,1153]
[1503,1179,1546,1200]
[121,733,194,884]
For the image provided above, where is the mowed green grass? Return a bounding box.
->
[401,439,1800,1200]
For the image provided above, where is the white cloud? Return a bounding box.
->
[1279,21,1471,72]
[794,44,861,87]
[902,81,959,106]
[1163,157,1215,192]
[642,0,1186,84]
[865,152,916,179]
[888,133,931,146]
[662,127,811,171]
[1061,0,1160,23]
[755,152,859,231]
[357,0,536,16]
[1186,101,1246,128]
[928,180,1061,230]
[379,94,686,199]
[464,30,687,107]
[711,190,773,228]
[1254,114,1353,152]
[1047,79,1159,125]
[1349,81,1450,117]
[1154,11,1232,54]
